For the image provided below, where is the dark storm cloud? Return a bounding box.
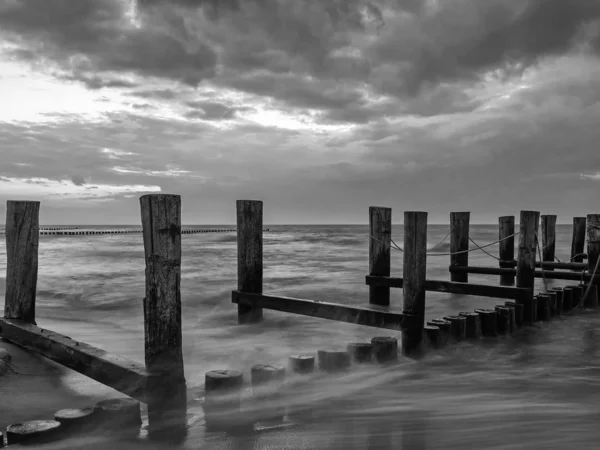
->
[0,0,217,85]
[71,175,86,186]
[3,0,600,121]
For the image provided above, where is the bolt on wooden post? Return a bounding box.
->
[237,200,263,324]
[541,215,557,271]
[587,214,600,283]
[4,201,40,325]
[402,211,427,356]
[571,217,587,264]
[140,194,187,434]
[369,207,392,306]
[498,216,515,286]
[450,212,470,282]
[516,211,540,324]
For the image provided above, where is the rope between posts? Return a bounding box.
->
[469,236,500,261]
[427,231,520,257]
[370,230,521,256]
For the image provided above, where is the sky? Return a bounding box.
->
[1,0,600,225]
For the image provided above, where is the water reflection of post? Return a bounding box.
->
[399,412,428,450]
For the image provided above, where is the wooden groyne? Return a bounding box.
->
[1,197,599,445]
[1,228,270,236]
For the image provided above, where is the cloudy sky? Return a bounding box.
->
[1,0,600,225]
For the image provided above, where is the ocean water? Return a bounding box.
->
[1,224,600,449]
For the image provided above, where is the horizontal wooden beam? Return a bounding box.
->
[366,276,531,301]
[0,319,149,403]
[449,266,598,282]
[534,261,587,270]
[231,291,420,331]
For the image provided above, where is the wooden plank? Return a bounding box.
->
[534,261,587,270]
[0,319,149,402]
[237,200,264,324]
[571,217,587,264]
[541,215,557,271]
[450,212,470,282]
[231,291,419,331]
[140,194,187,432]
[403,211,427,356]
[449,265,598,282]
[365,276,531,301]
[4,201,40,324]
[587,214,600,280]
[369,206,392,306]
[498,216,515,286]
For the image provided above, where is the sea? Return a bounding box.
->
[1,224,600,449]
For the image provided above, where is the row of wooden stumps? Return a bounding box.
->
[201,337,400,431]
[425,284,598,345]
[0,398,141,447]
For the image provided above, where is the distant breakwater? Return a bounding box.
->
[0,228,271,236]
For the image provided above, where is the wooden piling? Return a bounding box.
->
[428,319,451,347]
[204,370,244,429]
[536,295,551,321]
[450,212,470,282]
[499,216,516,286]
[567,285,584,308]
[288,355,315,374]
[140,194,187,433]
[371,337,398,363]
[516,211,540,324]
[494,306,511,334]
[318,349,351,372]
[458,312,482,339]
[505,302,524,328]
[499,304,517,332]
[347,343,373,363]
[4,201,40,324]
[251,364,286,422]
[474,309,497,337]
[402,211,428,356]
[548,288,564,315]
[571,217,587,264]
[443,315,467,340]
[545,291,557,316]
[237,200,263,324]
[562,287,574,312]
[587,214,600,280]
[424,325,442,349]
[541,215,556,271]
[369,207,392,306]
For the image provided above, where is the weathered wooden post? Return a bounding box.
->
[237,200,263,323]
[402,211,427,356]
[516,211,540,324]
[369,207,392,306]
[498,216,515,286]
[140,194,187,434]
[4,201,40,324]
[571,217,587,263]
[541,215,556,271]
[587,214,600,283]
[450,212,469,282]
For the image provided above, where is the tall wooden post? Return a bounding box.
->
[571,217,586,263]
[402,211,427,356]
[516,211,540,324]
[369,207,391,306]
[140,194,187,434]
[498,216,515,286]
[587,214,600,283]
[4,201,40,324]
[450,212,470,282]
[237,200,263,324]
[541,215,557,271]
